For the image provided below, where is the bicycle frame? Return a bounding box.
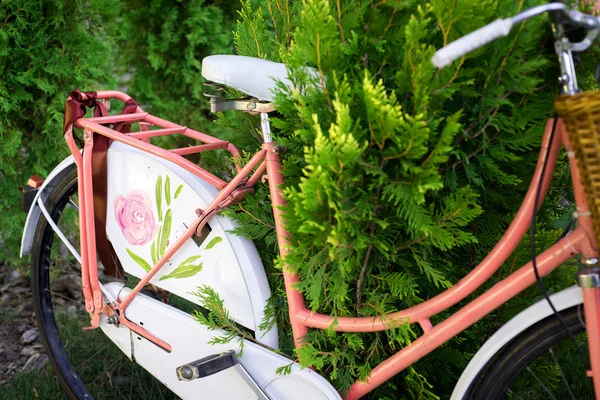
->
[66,90,600,399]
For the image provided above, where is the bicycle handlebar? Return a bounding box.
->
[431,19,513,68]
[432,3,599,70]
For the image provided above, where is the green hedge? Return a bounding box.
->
[0,0,119,265]
[0,0,236,266]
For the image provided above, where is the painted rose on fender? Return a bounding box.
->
[114,190,158,246]
[117,175,214,280]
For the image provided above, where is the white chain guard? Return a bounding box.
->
[105,141,277,346]
[101,283,341,400]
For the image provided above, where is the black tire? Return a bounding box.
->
[466,305,593,400]
[31,165,92,399]
[30,164,177,400]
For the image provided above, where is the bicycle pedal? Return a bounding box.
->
[176,350,238,381]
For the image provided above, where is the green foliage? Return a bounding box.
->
[0,0,237,267]
[193,285,256,356]
[116,0,236,130]
[235,0,276,59]
[0,0,119,265]
[216,0,599,397]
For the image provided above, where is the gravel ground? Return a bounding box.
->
[0,263,48,387]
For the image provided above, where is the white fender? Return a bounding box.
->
[451,285,584,400]
[106,142,277,347]
[21,142,278,348]
[20,155,76,258]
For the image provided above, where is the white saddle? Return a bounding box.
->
[201,55,301,103]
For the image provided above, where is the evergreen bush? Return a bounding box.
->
[0,0,119,265]
[116,0,236,130]
[0,0,237,266]
[211,0,600,397]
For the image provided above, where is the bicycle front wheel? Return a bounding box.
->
[465,305,593,399]
[30,164,177,399]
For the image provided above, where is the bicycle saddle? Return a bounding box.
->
[201,55,294,103]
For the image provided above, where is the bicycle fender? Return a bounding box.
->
[105,141,278,347]
[451,285,584,400]
[21,143,278,349]
[20,155,76,258]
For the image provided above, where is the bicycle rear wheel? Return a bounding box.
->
[31,164,177,399]
[465,305,593,399]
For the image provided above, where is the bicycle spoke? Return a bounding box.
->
[526,366,558,400]
[159,375,165,400]
[88,355,123,389]
[133,361,143,397]
[74,343,113,372]
[48,289,82,306]
[549,348,576,400]
[115,355,123,397]
[68,197,79,211]
[151,371,157,400]
[62,332,92,351]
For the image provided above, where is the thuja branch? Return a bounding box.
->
[444,132,501,172]
[355,243,374,309]
[396,206,465,251]
[456,91,513,146]
[316,32,333,109]
[239,204,276,229]
[193,285,258,354]
[336,0,347,44]
[266,0,280,39]
[356,177,384,309]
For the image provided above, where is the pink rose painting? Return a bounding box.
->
[114,190,158,246]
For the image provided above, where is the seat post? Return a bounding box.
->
[260,112,272,143]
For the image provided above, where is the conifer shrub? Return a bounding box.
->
[211,0,600,397]
[116,0,236,130]
[0,1,237,266]
[0,0,119,265]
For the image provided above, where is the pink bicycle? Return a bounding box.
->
[19,3,600,399]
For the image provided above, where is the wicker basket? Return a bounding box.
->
[555,90,600,245]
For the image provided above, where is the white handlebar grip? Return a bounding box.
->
[431,19,513,68]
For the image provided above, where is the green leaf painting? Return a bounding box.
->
[140,174,177,273]
[156,175,163,222]
[204,236,222,250]
[150,240,158,265]
[165,175,171,206]
[174,184,184,199]
[126,173,196,280]
[161,208,172,255]
[155,225,163,258]
[127,248,152,273]
[179,255,202,264]
[160,258,203,280]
